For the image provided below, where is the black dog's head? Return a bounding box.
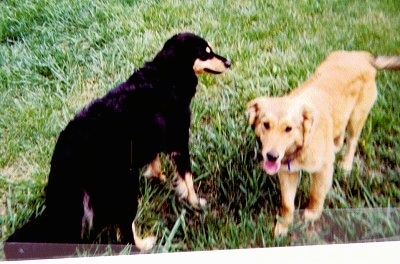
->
[154,32,231,75]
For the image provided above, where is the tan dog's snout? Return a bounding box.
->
[262,147,284,175]
[266,151,279,162]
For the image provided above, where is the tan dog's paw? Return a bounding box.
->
[339,160,353,173]
[303,208,322,223]
[274,221,289,238]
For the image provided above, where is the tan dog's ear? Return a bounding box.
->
[302,104,315,146]
[246,100,258,127]
[247,97,265,127]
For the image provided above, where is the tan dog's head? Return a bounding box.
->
[247,96,314,175]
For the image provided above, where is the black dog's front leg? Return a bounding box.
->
[169,145,206,209]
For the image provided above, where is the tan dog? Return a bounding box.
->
[247,51,400,237]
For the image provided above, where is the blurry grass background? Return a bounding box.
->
[1,0,400,258]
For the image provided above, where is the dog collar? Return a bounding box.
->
[282,147,302,172]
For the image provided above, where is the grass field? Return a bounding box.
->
[1,0,400,259]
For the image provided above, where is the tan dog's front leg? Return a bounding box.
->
[274,171,300,237]
[303,164,333,222]
[333,133,345,153]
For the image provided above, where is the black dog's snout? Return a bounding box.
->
[266,152,279,162]
[215,54,231,68]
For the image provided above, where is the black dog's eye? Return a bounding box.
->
[285,126,292,133]
[198,47,212,60]
[263,122,270,129]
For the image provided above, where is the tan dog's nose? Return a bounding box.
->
[266,151,279,162]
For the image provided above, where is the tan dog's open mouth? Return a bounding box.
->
[263,160,280,175]
[262,151,282,175]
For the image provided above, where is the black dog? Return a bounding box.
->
[5,32,231,260]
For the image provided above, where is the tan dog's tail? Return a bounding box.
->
[371,55,400,70]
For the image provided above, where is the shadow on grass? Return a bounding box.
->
[289,207,400,246]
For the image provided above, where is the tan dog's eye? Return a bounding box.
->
[263,122,270,129]
[285,126,292,133]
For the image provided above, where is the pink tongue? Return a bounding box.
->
[263,160,280,175]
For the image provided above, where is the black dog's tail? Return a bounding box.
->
[3,210,68,260]
[4,210,140,260]
[371,55,400,70]
[4,208,83,260]
[5,210,50,243]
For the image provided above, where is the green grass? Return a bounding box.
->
[1,0,400,259]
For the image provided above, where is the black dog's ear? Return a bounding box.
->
[154,33,200,64]
[161,32,199,50]
[156,35,179,58]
